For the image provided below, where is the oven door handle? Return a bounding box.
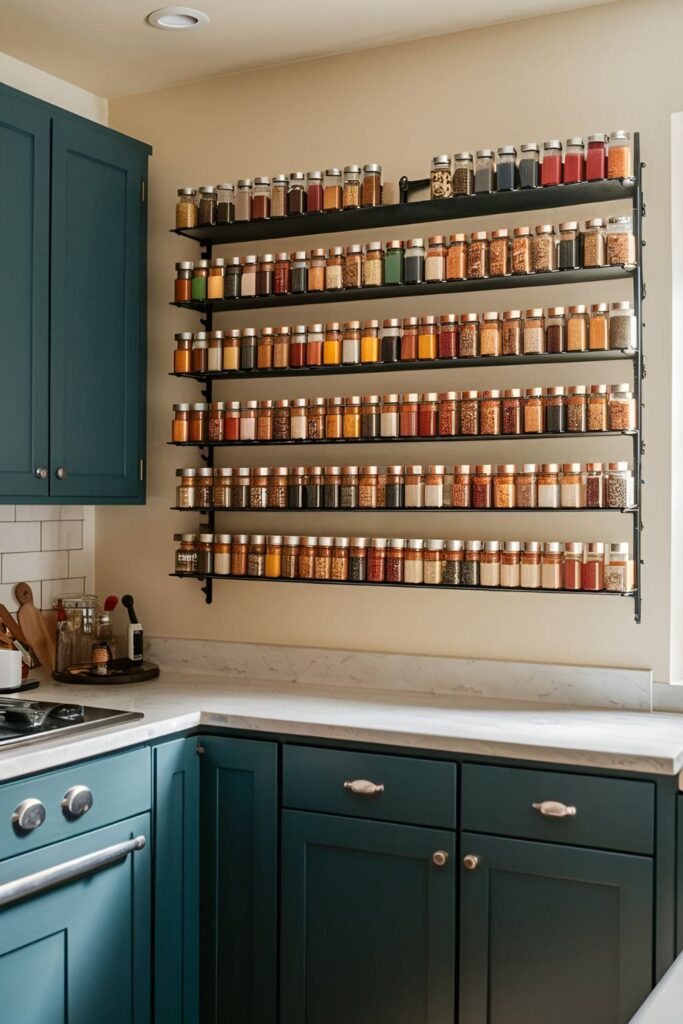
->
[0,835,146,910]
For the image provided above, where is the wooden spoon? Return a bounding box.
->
[15,583,54,670]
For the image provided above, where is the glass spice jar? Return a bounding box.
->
[188,403,208,443]
[251,177,271,221]
[361,395,381,439]
[541,542,563,590]
[453,152,474,195]
[541,140,562,186]
[343,244,363,289]
[385,465,404,508]
[496,146,517,190]
[250,399,269,443]
[273,400,291,441]
[231,470,250,510]
[325,397,344,439]
[307,171,323,213]
[502,309,522,356]
[566,385,587,432]
[438,392,458,436]
[521,541,541,588]
[323,168,343,211]
[257,328,274,370]
[494,465,516,508]
[362,164,382,206]
[519,143,540,188]
[207,331,224,373]
[561,463,584,508]
[443,540,463,585]
[523,388,544,433]
[587,385,609,431]
[606,215,636,266]
[531,224,556,272]
[235,179,252,222]
[290,399,308,441]
[463,541,482,586]
[220,330,239,372]
[314,537,333,580]
[609,302,637,350]
[208,401,226,441]
[207,258,225,300]
[175,468,197,509]
[307,398,325,441]
[306,323,324,366]
[608,384,637,431]
[564,138,586,184]
[605,542,635,593]
[191,335,208,373]
[228,534,247,577]
[174,332,193,374]
[405,239,426,285]
[197,185,217,226]
[308,250,326,293]
[400,317,419,361]
[423,540,444,585]
[213,467,232,509]
[562,543,583,591]
[607,462,634,508]
[286,325,303,369]
[502,389,522,435]
[367,539,387,583]
[361,320,380,364]
[607,131,632,179]
[191,259,209,301]
[538,464,560,508]
[323,468,341,509]
[291,252,308,294]
[557,221,580,270]
[473,465,493,508]
[516,464,538,508]
[264,536,282,579]
[582,542,605,591]
[282,536,300,579]
[523,308,545,354]
[403,540,423,585]
[585,463,605,508]
[287,467,305,510]
[430,155,452,199]
[480,312,502,357]
[340,466,359,509]
[474,149,496,193]
[381,318,401,364]
[174,261,193,302]
[240,256,258,298]
[545,386,566,433]
[446,234,467,280]
[452,465,471,508]
[418,316,438,360]
[364,242,384,287]
[384,240,405,285]
[274,252,292,295]
[273,325,290,368]
[467,231,489,278]
[381,394,400,438]
[501,542,521,589]
[331,537,350,581]
[404,466,424,509]
[359,466,379,508]
[298,537,317,580]
[247,535,266,578]
[566,305,588,351]
[342,321,361,365]
[304,468,323,509]
[196,468,214,510]
[460,390,479,436]
[270,175,288,219]
[424,465,444,508]
[425,236,447,282]
[323,322,342,366]
[512,227,532,274]
[343,396,361,439]
[288,172,307,216]
[459,313,480,358]
[349,537,368,581]
[326,248,344,291]
[176,187,197,229]
[400,394,419,437]
[480,390,501,436]
[489,230,510,277]
[224,258,242,301]
[543,307,564,353]
[343,165,361,209]
[586,133,608,180]
[582,218,606,267]
[174,533,198,574]
[247,466,269,509]
[213,534,232,576]
[438,315,459,359]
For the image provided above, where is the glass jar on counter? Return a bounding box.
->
[459,390,479,436]
[174,261,193,302]
[512,226,532,274]
[496,146,517,190]
[358,466,379,509]
[234,179,252,222]
[307,398,326,441]
[404,540,424,585]
[501,542,521,589]
[342,321,361,365]
[323,168,343,211]
[367,539,387,583]
[480,312,502,357]
[531,224,556,272]
[360,395,381,439]
[381,318,401,364]
[582,542,605,591]
[607,462,634,508]
[188,403,208,443]
[586,133,608,180]
[385,466,404,508]
[545,386,566,433]
[314,537,333,581]
[438,315,458,359]
[364,242,384,287]
[423,540,444,585]
[521,542,541,588]
[516,464,538,508]
[443,540,463,585]
[213,468,232,508]
[405,239,425,285]
[606,215,636,266]
[362,164,382,206]
[191,260,209,301]
[343,396,361,439]
[563,137,586,183]
[608,384,637,430]
[326,248,344,291]
[560,463,584,508]
[224,258,242,300]
[567,385,587,432]
[361,320,380,364]
[249,467,270,509]
[538,464,560,508]
[452,465,471,508]
[197,186,217,226]
[607,130,632,179]
[502,389,522,435]
[430,155,452,199]
[230,470,250,510]
[519,143,540,188]
[176,188,197,229]
[381,394,400,438]
[563,543,583,591]
[463,541,482,586]
[489,229,510,277]
[425,236,446,282]
[273,399,291,440]
[557,221,579,270]
[467,231,489,278]
[423,465,444,508]
[588,384,609,431]
[400,394,419,437]
[400,317,419,361]
[289,324,306,367]
[282,536,301,579]
[323,322,342,366]
[523,308,545,354]
[174,533,198,574]
[247,535,266,578]
[290,399,308,441]
[480,390,501,436]
[459,313,480,358]
[404,466,424,509]
[472,464,493,509]
[541,542,563,590]
[446,234,467,280]
[523,388,544,433]
[585,463,605,508]
[306,323,324,366]
[343,165,361,208]
[474,149,495,193]
[582,218,606,267]
[502,309,522,356]
[343,244,363,289]
[453,152,474,195]
[384,240,404,285]
[331,538,350,581]
[494,465,516,508]
[438,391,458,436]
[307,171,323,213]
[325,397,344,439]
[541,140,562,186]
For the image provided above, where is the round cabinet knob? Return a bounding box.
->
[432,850,449,868]
[463,854,480,871]
[55,467,67,480]
[61,785,93,819]
[34,467,48,480]
[12,798,46,833]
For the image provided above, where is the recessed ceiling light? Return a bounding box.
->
[146,7,209,30]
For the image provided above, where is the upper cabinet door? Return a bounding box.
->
[50,117,147,501]
[0,88,50,498]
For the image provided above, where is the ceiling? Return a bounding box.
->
[0,0,619,99]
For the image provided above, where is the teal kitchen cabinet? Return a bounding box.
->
[0,82,150,503]
[153,737,200,1024]
[459,831,653,1024]
[200,736,279,1024]
[280,809,456,1024]
[0,815,151,1024]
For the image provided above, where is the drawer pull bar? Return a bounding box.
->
[532,800,577,818]
[0,834,146,910]
[343,779,385,796]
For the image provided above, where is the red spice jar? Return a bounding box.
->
[438,314,459,359]
[306,323,324,367]
[307,171,323,212]
[563,542,583,590]
[418,393,439,437]
[586,134,607,181]
[400,317,419,361]
[367,539,387,583]
[400,394,419,437]
[274,252,291,294]
[472,465,493,508]
[563,137,586,183]
[582,542,605,590]
[289,325,306,368]
[174,262,193,302]
[541,139,562,185]
[224,401,240,441]
[438,392,458,436]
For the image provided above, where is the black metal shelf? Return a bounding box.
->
[169,571,635,599]
[171,348,636,384]
[171,506,637,514]
[169,430,636,450]
[171,178,636,246]
[173,266,634,314]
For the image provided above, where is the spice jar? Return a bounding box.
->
[231,470,250,510]
[224,258,242,300]
[585,463,605,508]
[241,256,257,298]
[452,465,471,508]
[563,138,586,183]
[314,538,333,580]
[303,467,322,509]
[453,152,474,195]
[474,149,495,193]
[501,542,521,588]
[273,252,291,295]
[416,317,437,360]
[239,399,257,441]
[545,386,566,433]
[191,335,208,373]
[289,324,306,368]
[250,177,270,221]
[531,224,556,272]
[367,539,387,583]
[206,331,223,373]
[227,534,246,577]
[197,185,217,226]
[561,463,584,508]
[523,308,545,355]
[271,399,290,441]
[361,320,380,364]
[208,401,226,442]
[608,131,632,179]
[257,328,274,370]
[480,312,502,357]
[425,236,446,282]
[459,313,480,358]
[349,537,368,581]
[586,303,609,351]
[262,536,282,579]
[384,240,405,285]
[343,165,361,209]
[176,188,197,229]
[519,143,540,188]
[320,468,340,509]
[323,168,343,211]
[307,398,325,441]
[467,231,489,278]
[609,301,637,350]
[437,315,458,360]
[176,468,197,509]
[291,252,308,294]
[380,319,401,364]
[342,321,361,365]
[384,465,404,508]
[608,384,637,430]
[213,467,232,508]
[343,396,361,439]
[523,388,544,433]
[438,392,458,437]
[582,218,606,267]
[240,328,257,371]
[541,542,563,590]
[605,542,634,592]
[544,307,565,353]
[400,394,419,437]
[538,464,560,508]
[463,541,482,586]
[512,227,531,274]
[494,465,516,508]
[343,245,363,289]
[364,242,384,287]
[175,533,198,574]
[308,250,326,293]
[521,542,541,588]
[326,248,344,291]
[174,261,193,302]
[607,462,634,508]
[339,466,359,509]
[235,179,252,222]
[290,399,308,441]
[404,466,424,509]
[247,535,266,578]
[446,234,467,280]
[379,539,403,584]
[516,464,538,508]
[282,536,300,579]
[541,140,562,186]
[442,540,462,585]
[423,539,444,585]
[325,397,343,439]
[195,471,213,514]
[558,222,580,270]
[472,465,493,509]
[273,325,290,368]
[562,542,583,590]
[188,403,207,443]
[191,259,209,301]
[323,322,342,366]
[298,537,316,579]
[330,537,350,581]
[588,384,608,431]
[400,317,418,361]
[430,155,452,199]
[220,330,238,372]
[174,332,193,374]
[606,215,636,266]
[210,534,230,577]
[566,385,587,432]
[480,390,501,436]
[421,465,443,508]
[249,467,270,509]
[460,391,479,436]
[488,229,510,278]
[284,467,303,510]
[355,466,378,509]
[287,172,307,216]
[404,539,424,584]
[496,146,517,190]
[502,310,522,356]
[207,258,225,300]
[380,394,400,438]
[405,239,425,285]
[306,323,324,366]
[307,171,323,213]
[582,542,605,591]
[268,175,287,219]
[586,133,608,180]
[502,389,522,435]
[362,164,382,206]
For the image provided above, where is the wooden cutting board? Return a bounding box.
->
[16,583,54,670]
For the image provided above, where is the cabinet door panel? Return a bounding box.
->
[50,117,145,500]
[281,810,456,1024]
[460,832,652,1024]
[0,87,49,498]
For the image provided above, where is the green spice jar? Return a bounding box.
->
[384,240,405,285]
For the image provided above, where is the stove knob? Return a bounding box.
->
[61,785,93,819]
[12,798,46,833]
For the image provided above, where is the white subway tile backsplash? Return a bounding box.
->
[42,520,83,551]
[2,550,69,584]
[0,522,41,552]
[41,577,86,611]
[0,581,42,613]
[16,505,84,522]
[0,507,16,523]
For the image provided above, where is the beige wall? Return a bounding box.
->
[0,51,107,123]
[104,0,683,681]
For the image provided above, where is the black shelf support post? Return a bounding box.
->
[632,134,644,624]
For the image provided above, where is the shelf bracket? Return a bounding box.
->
[201,578,213,605]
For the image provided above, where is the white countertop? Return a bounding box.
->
[2,672,683,781]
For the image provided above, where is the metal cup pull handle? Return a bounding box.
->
[343,779,385,796]
[532,800,577,818]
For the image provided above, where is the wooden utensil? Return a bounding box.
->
[15,583,54,670]
[0,603,39,667]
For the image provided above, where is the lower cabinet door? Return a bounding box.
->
[200,736,279,1024]
[0,813,150,1024]
[281,810,456,1024]
[459,832,653,1024]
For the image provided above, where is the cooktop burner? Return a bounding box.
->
[0,697,142,748]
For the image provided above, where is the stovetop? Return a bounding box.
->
[0,697,143,749]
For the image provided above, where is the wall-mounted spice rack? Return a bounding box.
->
[169,431,635,449]
[169,135,644,618]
